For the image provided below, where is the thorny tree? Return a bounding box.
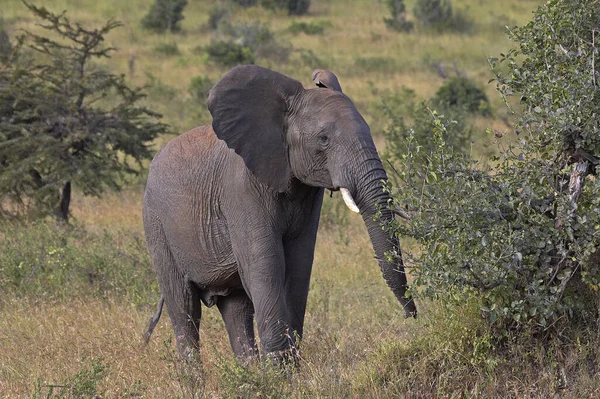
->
[0,3,167,221]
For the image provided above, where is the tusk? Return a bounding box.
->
[340,188,360,213]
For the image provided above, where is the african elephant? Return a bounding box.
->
[142,65,416,363]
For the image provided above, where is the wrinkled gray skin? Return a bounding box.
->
[143,65,416,363]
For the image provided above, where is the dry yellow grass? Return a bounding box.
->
[0,214,421,397]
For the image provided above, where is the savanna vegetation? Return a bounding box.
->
[1,0,599,397]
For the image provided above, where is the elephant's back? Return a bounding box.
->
[143,125,239,283]
[145,125,229,196]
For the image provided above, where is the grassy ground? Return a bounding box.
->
[2,0,599,397]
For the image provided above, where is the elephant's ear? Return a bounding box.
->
[208,65,303,192]
[312,69,343,93]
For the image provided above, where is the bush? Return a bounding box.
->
[383,87,472,165]
[31,357,108,398]
[152,42,180,56]
[0,221,158,304]
[432,76,491,116]
[287,20,331,35]
[232,0,258,5]
[384,0,600,335]
[207,5,229,31]
[0,18,12,62]
[414,0,452,28]
[141,0,188,33]
[260,0,310,15]
[205,40,255,67]
[205,22,290,66]
[383,0,414,32]
[188,75,213,103]
[413,0,472,32]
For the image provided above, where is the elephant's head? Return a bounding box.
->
[208,65,417,318]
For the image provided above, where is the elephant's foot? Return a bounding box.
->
[264,346,300,371]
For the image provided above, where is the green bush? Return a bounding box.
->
[383,87,472,165]
[432,76,491,116]
[383,0,414,32]
[414,0,452,28]
[188,75,213,103]
[413,0,472,32]
[384,0,600,335]
[232,0,258,6]
[152,42,180,56]
[207,5,229,31]
[0,221,158,304]
[205,22,290,66]
[287,20,331,35]
[205,40,255,67]
[260,0,310,15]
[31,357,108,398]
[0,18,12,62]
[141,0,188,33]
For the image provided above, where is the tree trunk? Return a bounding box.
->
[58,181,71,222]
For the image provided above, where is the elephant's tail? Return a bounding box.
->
[143,295,165,345]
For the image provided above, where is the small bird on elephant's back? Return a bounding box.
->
[142,65,416,365]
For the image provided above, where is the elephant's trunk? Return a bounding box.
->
[352,160,417,318]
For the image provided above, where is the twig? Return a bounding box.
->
[593,29,596,89]
[392,206,412,221]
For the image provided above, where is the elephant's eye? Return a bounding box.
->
[318,134,329,146]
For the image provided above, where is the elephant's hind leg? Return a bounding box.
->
[217,289,256,360]
[163,273,203,359]
[147,221,202,359]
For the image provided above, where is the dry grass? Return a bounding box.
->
[0,209,420,397]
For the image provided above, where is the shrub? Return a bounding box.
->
[152,42,180,56]
[205,40,255,67]
[31,357,108,398]
[0,18,12,62]
[188,75,213,103]
[207,5,229,31]
[297,48,326,68]
[145,73,179,101]
[383,87,472,165]
[287,20,331,35]
[432,76,491,116]
[383,0,414,32]
[384,0,600,335]
[414,0,452,28]
[260,0,310,16]
[205,22,289,66]
[232,0,258,6]
[0,221,158,304]
[413,0,472,32]
[141,0,188,33]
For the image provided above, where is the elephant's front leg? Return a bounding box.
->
[229,225,295,360]
[283,187,323,341]
[283,230,319,342]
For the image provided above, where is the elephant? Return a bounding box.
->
[142,65,416,363]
